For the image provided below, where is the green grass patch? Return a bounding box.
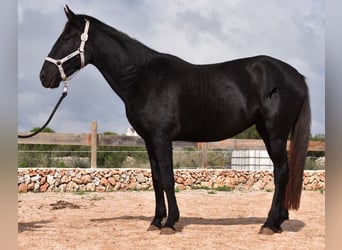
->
[207,190,217,194]
[191,185,211,190]
[74,190,87,195]
[191,185,234,194]
[214,186,234,192]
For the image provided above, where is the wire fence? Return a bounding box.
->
[18,149,324,170]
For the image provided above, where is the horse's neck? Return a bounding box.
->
[90,31,156,101]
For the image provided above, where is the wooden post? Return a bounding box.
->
[90,121,97,168]
[201,143,208,168]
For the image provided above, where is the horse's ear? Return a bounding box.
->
[64,5,75,21]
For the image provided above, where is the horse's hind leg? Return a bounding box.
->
[261,139,288,234]
[256,122,289,234]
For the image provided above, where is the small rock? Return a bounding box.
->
[78,185,86,192]
[305,183,313,190]
[100,177,108,186]
[61,175,69,184]
[129,176,136,184]
[66,181,78,192]
[143,172,151,177]
[34,181,40,192]
[114,175,120,182]
[252,180,265,190]
[72,177,83,185]
[114,183,121,191]
[128,182,137,190]
[141,183,148,190]
[58,184,67,192]
[108,177,116,186]
[184,178,193,186]
[176,177,184,184]
[81,175,91,184]
[55,179,61,186]
[27,182,35,191]
[136,173,146,183]
[54,171,61,178]
[29,169,36,177]
[85,183,96,192]
[264,181,275,191]
[31,175,40,182]
[40,176,47,185]
[96,185,106,192]
[24,174,31,184]
[40,182,49,192]
[47,175,55,185]
[93,177,100,186]
[21,169,29,175]
[18,176,25,184]
[18,183,28,193]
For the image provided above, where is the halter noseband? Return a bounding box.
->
[45,19,90,82]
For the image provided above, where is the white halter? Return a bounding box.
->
[45,19,90,82]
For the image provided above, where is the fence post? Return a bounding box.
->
[201,143,208,168]
[91,121,97,168]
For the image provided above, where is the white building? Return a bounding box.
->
[126,128,139,137]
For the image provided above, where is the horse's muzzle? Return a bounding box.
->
[39,68,60,89]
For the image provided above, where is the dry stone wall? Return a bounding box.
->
[18,168,325,193]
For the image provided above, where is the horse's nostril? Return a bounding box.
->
[40,71,45,82]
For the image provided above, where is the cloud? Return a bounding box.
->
[18,0,325,135]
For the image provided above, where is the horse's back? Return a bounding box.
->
[173,55,306,140]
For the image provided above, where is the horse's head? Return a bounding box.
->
[40,5,91,88]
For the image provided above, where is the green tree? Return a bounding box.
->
[232,125,261,139]
[30,127,55,133]
[103,131,118,135]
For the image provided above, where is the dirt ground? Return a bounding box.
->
[18,190,325,250]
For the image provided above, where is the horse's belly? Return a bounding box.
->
[175,109,255,141]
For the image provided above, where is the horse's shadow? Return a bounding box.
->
[90,215,305,233]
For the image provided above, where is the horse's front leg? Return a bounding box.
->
[149,138,179,231]
[146,143,166,229]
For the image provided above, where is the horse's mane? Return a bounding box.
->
[78,14,156,55]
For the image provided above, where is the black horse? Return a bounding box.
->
[40,6,310,234]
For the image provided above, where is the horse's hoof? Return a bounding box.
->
[160,226,176,235]
[259,227,275,235]
[147,224,161,231]
[259,226,282,235]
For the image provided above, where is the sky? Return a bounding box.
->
[18,0,325,136]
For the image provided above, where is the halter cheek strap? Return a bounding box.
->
[45,19,90,81]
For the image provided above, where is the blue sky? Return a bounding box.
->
[18,0,325,135]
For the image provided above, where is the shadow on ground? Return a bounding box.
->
[18,220,53,233]
[90,215,305,233]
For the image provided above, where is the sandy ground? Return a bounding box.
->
[18,190,325,250]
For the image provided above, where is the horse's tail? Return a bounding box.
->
[284,81,311,210]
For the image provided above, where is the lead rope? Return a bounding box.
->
[18,82,68,138]
[19,19,90,139]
